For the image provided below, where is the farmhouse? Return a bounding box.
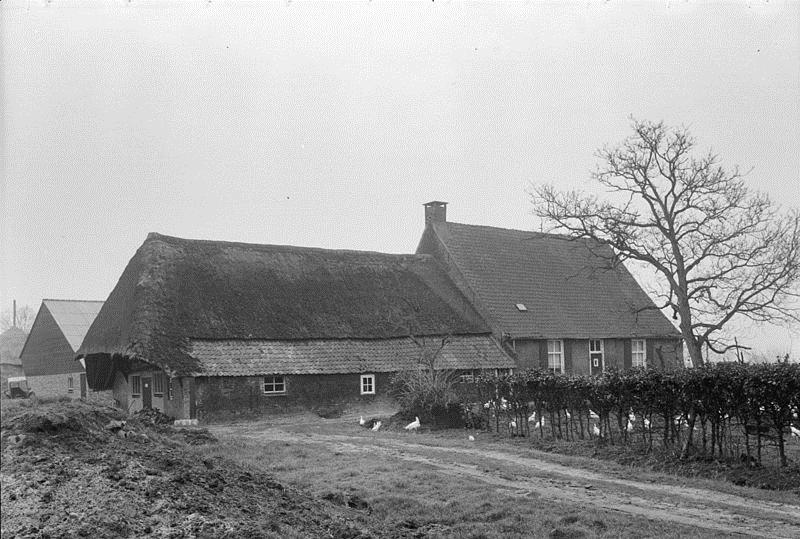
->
[416,201,683,374]
[19,299,109,400]
[77,233,514,419]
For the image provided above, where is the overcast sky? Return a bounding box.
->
[1,0,798,358]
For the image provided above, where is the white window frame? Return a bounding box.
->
[589,339,604,371]
[458,369,480,383]
[67,375,74,393]
[632,339,647,368]
[263,375,286,395]
[167,377,175,401]
[547,340,564,373]
[131,375,141,397]
[360,374,375,395]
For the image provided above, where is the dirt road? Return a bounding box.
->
[211,422,800,538]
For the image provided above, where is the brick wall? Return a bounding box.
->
[27,372,113,403]
[194,373,393,419]
[510,337,683,374]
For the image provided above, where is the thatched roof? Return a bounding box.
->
[0,326,27,366]
[418,221,681,340]
[79,233,491,376]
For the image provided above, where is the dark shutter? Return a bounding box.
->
[539,340,548,370]
[646,340,656,369]
[623,339,632,370]
[563,340,572,374]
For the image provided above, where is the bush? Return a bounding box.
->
[389,367,462,426]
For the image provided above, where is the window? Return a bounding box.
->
[167,377,174,401]
[67,375,74,393]
[547,340,564,373]
[590,339,604,370]
[632,339,647,368]
[515,303,527,312]
[360,374,375,395]
[494,368,513,377]
[458,369,481,383]
[131,375,141,397]
[263,375,286,394]
[153,373,165,396]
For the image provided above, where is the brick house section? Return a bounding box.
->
[416,202,683,373]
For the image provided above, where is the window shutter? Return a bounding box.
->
[646,340,656,368]
[563,340,572,373]
[539,340,548,370]
[623,339,632,370]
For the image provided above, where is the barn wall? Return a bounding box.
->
[20,306,83,376]
[194,373,393,419]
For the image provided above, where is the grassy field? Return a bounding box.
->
[202,404,800,538]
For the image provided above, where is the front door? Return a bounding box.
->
[142,377,152,409]
[590,339,604,376]
[80,373,87,399]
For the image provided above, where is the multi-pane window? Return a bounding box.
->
[547,340,564,373]
[263,375,286,394]
[361,374,375,395]
[131,375,141,396]
[458,369,480,383]
[167,377,174,401]
[67,375,74,393]
[590,339,604,370]
[632,339,647,367]
[153,373,165,396]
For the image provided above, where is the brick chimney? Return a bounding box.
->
[423,201,447,225]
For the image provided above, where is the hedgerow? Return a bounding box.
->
[458,362,800,467]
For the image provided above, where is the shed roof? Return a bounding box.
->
[0,326,27,366]
[79,233,492,375]
[42,300,105,352]
[189,335,513,376]
[419,221,680,340]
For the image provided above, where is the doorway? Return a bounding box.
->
[142,377,152,409]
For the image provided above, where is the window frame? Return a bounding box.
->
[458,369,481,384]
[360,374,376,395]
[547,339,565,373]
[67,375,74,393]
[153,373,165,396]
[263,375,286,395]
[131,375,141,397]
[589,339,604,371]
[167,377,174,401]
[632,339,647,368]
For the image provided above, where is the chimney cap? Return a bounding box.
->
[423,200,448,207]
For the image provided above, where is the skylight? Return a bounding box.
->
[515,303,527,312]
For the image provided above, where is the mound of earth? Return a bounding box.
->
[1,401,373,538]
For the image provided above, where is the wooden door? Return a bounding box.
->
[142,377,152,409]
[80,373,87,399]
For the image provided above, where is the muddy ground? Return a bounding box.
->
[0,401,378,539]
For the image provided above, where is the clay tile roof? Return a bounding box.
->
[79,233,493,375]
[189,335,514,376]
[421,222,680,340]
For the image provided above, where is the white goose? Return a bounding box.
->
[404,416,421,432]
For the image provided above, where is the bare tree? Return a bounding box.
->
[531,119,800,368]
[0,304,36,332]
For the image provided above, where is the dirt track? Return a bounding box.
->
[212,422,800,538]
